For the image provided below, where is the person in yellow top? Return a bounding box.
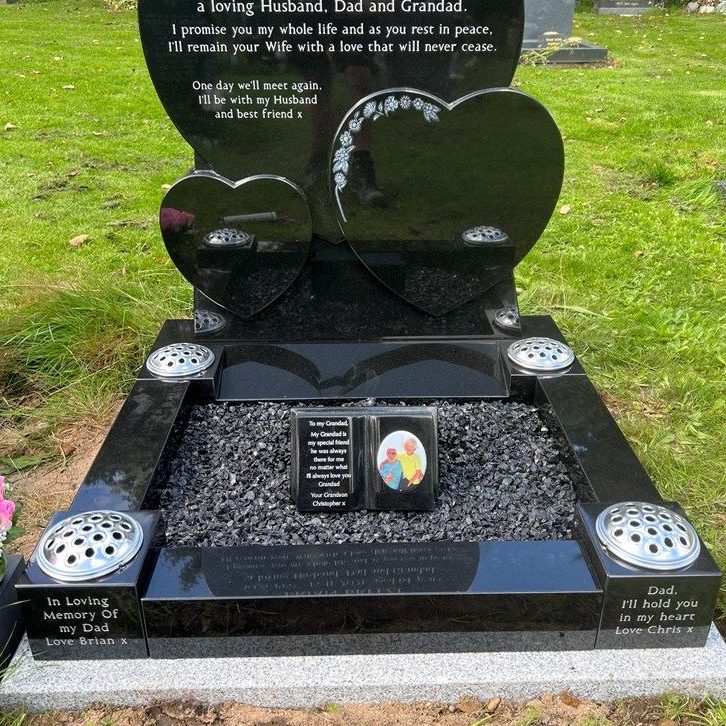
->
[398,436,424,489]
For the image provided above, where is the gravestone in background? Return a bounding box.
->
[524,0,576,43]
[597,0,655,14]
[522,0,608,63]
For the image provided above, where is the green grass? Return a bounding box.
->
[579,717,615,726]
[514,704,544,726]
[661,692,695,722]
[0,0,724,613]
[0,0,192,468]
[514,8,726,616]
[688,699,726,726]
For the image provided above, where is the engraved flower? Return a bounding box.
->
[339,130,353,147]
[334,172,347,190]
[413,97,424,110]
[363,101,377,118]
[383,96,399,114]
[332,146,353,174]
[348,115,364,133]
[399,95,412,110]
[422,102,440,122]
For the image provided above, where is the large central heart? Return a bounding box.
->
[330,88,564,316]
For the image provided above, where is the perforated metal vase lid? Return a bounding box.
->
[146,343,215,378]
[494,307,521,331]
[596,502,701,571]
[194,309,225,334]
[507,337,575,372]
[462,226,509,246]
[203,227,252,247]
[36,511,143,582]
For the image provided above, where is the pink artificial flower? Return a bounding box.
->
[0,498,15,530]
[0,475,5,500]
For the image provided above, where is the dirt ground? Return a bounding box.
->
[20,693,684,726]
[7,405,119,562]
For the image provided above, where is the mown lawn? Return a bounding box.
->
[517,9,726,617]
[0,0,724,616]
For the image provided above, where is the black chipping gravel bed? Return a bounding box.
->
[150,400,587,547]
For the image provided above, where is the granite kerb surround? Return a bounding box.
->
[17,315,723,660]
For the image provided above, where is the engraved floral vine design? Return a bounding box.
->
[333,93,441,218]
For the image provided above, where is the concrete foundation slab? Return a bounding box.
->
[2,626,726,712]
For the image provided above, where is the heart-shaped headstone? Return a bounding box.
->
[161,173,312,318]
[138,0,524,238]
[330,88,564,316]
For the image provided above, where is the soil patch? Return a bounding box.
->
[7,405,121,560]
[21,693,620,726]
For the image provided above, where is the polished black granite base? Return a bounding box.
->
[142,540,601,657]
[17,316,721,659]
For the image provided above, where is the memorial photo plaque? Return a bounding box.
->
[291,406,437,511]
[291,409,363,511]
[366,408,438,511]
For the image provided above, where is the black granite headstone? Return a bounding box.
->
[138,0,570,328]
[139,0,527,234]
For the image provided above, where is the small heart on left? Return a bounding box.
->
[161,173,313,319]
